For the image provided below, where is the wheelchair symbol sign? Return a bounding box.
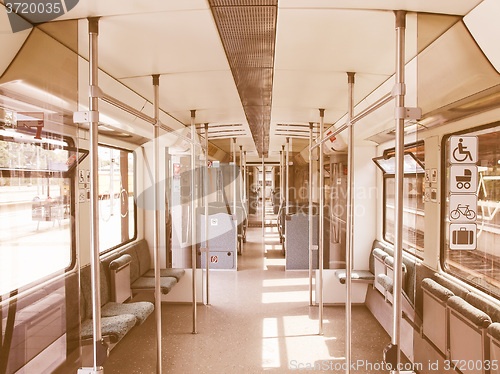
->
[450,136,477,164]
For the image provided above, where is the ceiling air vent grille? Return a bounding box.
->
[209,0,278,157]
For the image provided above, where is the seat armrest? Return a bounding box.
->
[109,254,132,271]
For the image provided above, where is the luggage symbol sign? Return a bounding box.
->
[448,136,478,250]
[450,224,476,250]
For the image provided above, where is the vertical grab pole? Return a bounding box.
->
[233,138,237,218]
[345,72,355,374]
[239,146,243,205]
[281,145,285,204]
[244,151,247,204]
[262,147,265,237]
[285,138,290,215]
[205,123,210,305]
[279,150,283,203]
[392,10,406,373]
[308,122,314,307]
[191,110,197,334]
[88,17,103,373]
[318,109,325,335]
[152,74,162,374]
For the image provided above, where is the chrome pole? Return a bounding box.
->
[243,151,247,204]
[282,145,285,203]
[345,72,355,374]
[239,145,243,205]
[262,148,265,237]
[88,18,103,373]
[233,138,237,218]
[152,74,162,374]
[191,110,197,334]
[308,122,314,307]
[392,10,407,373]
[310,93,393,152]
[318,109,324,335]
[285,138,290,215]
[205,123,210,305]
[279,149,283,203]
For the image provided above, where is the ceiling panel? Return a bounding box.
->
[279,0,483,16]
[0,10,31,77]
[121,71,246,118]
[75,10,258,155]
[78,11,229,77]
[275,9,396,75]
[271,70,389,115]
[58,0,207,20]
[464,0,500,73]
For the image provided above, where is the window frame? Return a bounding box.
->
[97,143,137,256]
[380,141,425,259]
[0,130,79,297]
[440,121,500,296]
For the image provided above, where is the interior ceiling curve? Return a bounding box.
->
[0,0,492,162]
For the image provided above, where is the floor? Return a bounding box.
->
[104,203,391,373]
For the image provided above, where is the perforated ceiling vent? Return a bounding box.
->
[209,0,278,156]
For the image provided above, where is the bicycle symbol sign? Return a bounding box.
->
[449,136,477,164]
[449,195,477,222]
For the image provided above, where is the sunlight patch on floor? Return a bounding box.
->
[262,318,281,368]
[264,244,281,250]
[262,290,309,304]
[283,315,339,370]
[262,278,310,287]
[263,257,285,270]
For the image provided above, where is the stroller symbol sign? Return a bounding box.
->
[450,165,477,193]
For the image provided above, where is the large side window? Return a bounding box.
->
[98,145,136,253]
[0,127,77,296]
[375,143,425,257]
[442,123,500,296]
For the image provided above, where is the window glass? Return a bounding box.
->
[443,124,500,296]
[98,145,136,252]
[382,143,425,256]
[0,129,74,295]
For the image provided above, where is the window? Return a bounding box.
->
[377,143,425,256]
[0,127,78,296]
[98,145,136,253]
[442,123,500,297]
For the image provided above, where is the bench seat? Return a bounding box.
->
[81,314,136,344]
[334,270,374,284]
[131,276,177,295]
[377,274,393,294]
[448,296,492,328]
[101,301,154,325]
[143,268,185,281]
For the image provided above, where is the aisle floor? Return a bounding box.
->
[105,207,390,373]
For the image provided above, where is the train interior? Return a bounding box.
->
[1,0,500,373]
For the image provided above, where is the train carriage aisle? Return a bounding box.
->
[104,199,392,374]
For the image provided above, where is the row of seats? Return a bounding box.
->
[332,240,417,305]
[277,202,322,254]
[370,240,417,306]
[80,239,185,347]
[422,273,500,374]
